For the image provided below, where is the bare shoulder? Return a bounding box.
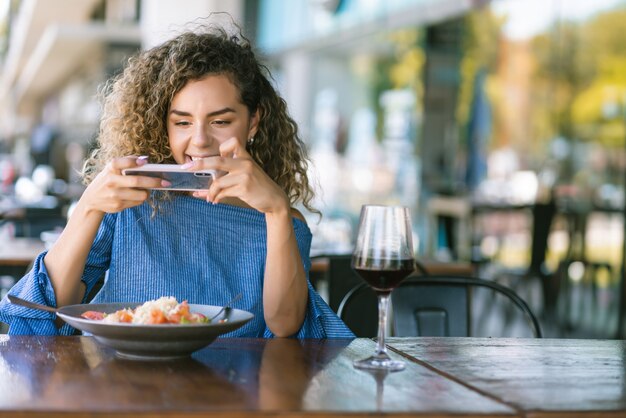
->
[290,208,307,223]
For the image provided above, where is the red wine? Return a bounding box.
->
[352,257,415,294]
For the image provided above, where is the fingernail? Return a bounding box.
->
[181,161,194,169]
[161,180,172,187]
[137,155,149,165]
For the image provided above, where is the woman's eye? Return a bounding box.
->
[174,121,191,126]
[211,120,231,126]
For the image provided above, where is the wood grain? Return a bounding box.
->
[388,337,626,417]
[0,336,514,417]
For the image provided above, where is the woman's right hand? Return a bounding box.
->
[79,156,165,214]
[45,155,166,310]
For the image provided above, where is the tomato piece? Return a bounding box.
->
[81,311,105,320]
[117,309,133,323]
[167,300,192,323]
[168,312,182,323]
[149,309,168,324]
[178,301,190,316]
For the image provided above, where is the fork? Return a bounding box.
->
[209,293,243,322]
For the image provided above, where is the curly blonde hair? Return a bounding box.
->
[83,25,316,213]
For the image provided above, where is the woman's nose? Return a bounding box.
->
[191,125,212,146]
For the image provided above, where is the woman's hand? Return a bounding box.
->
[185,138,307,336]
[188,138,290,215]
[80,156,165,215]
[46,155,164,311]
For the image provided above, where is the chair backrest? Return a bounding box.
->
[392,278,469,337]
[337,280,467,337]
[337,274,542,338]
[322,255,365,313]
[336,282,379,337]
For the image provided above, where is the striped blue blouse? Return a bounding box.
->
[0,195,355,338]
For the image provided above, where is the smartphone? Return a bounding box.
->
[122,164,219,191]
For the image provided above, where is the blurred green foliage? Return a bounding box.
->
[533,8,626,148]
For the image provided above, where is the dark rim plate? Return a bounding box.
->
[57,302,253,360]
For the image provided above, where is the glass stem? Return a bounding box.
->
[375,293,390,356]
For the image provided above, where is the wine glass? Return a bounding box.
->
[351,205,415,371]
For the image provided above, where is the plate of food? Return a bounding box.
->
[8,295,254,360]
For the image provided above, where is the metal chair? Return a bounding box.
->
[337,274,543,338]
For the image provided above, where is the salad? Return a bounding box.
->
[81,296,210,325]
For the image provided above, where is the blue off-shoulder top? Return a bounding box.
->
[0,195,354,338]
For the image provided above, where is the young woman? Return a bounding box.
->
[0,25,354,338]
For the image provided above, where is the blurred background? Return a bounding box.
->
[3,0,626,338]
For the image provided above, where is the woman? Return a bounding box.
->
[0,25,354,338]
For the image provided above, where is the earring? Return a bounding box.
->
[247,137,255,145]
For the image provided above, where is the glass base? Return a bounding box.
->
[353,353,405,371]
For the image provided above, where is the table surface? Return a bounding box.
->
[388,337,626,418]
[0,237,45,267]
[1,336,625,417]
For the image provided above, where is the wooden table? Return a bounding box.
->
[387,337,626,417]
[0,237,45,267]
[0,336,625,417]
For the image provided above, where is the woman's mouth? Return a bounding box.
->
[185,155,209,164]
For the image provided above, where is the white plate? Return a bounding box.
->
[58,302,254,360]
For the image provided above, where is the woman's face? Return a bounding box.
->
[167,75,259,164]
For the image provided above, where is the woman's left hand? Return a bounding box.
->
[188,137,290,215]
[189,139,306,337]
